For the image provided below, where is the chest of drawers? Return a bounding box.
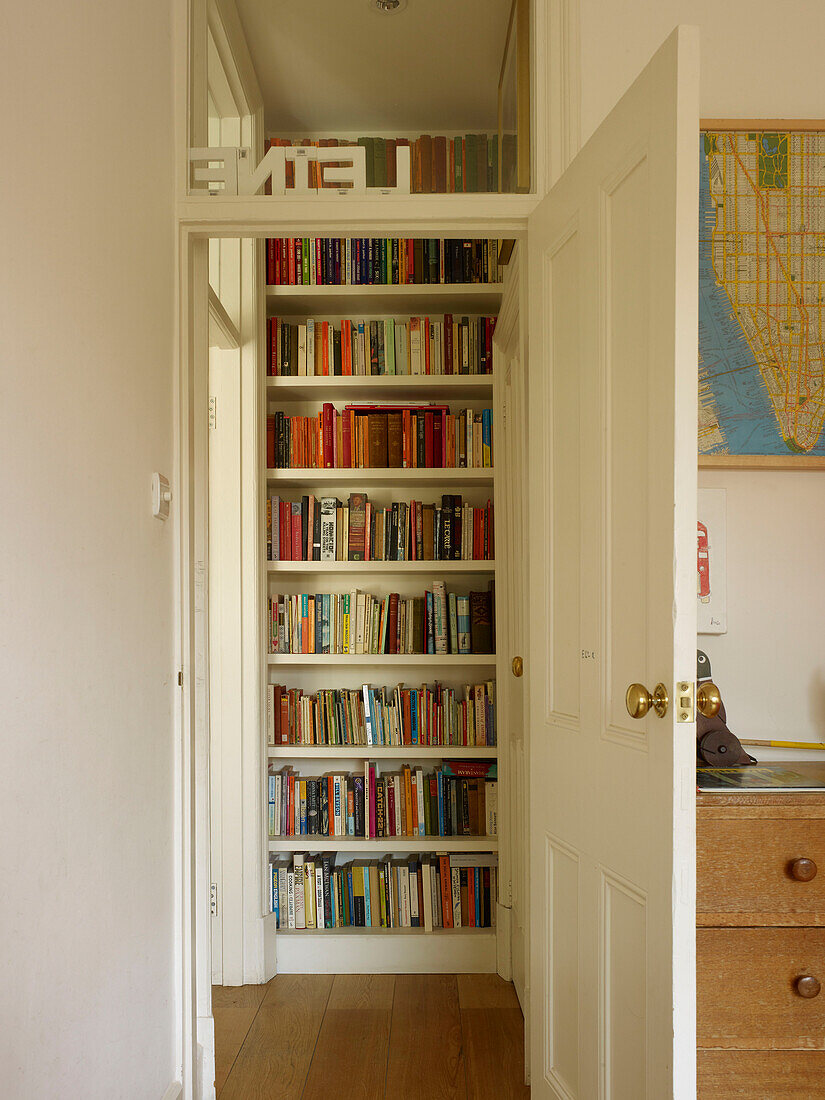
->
[697,792,825,1097]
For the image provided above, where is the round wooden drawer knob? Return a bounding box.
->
[796,976,821,999]
[789,858,818,882]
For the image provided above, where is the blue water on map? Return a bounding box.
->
[698,138,825,456]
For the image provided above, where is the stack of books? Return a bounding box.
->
[267,681,496,748]
[269,759,497,839]
[267,315,496,376]
[270,852,498,930]
[267,493,494,562]
[267,582,495,656]
[265,237,502,286]
[267,404,493,469]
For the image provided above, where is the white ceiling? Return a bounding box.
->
[235,0,513,134]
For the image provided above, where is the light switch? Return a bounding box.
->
[152,473,172,520]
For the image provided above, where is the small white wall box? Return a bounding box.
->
[152,473,172,520]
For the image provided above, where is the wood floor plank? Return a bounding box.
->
[302,976,394,1099]
[461,1006,529,1099]
[456,973,522,1010]
[385,975,466,1099]
[326,973,395,1011]
[219,975,332,1100]
[211,984,269,1097]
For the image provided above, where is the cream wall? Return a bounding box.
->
[0,3,177,1098]
[578,0,825,145]
[577,2,825,748]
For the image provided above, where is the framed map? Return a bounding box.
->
[699,123,825,468]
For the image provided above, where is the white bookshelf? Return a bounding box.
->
[264,243,500,971]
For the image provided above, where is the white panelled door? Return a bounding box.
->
[527,27,699,1099]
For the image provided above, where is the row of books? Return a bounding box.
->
[266,681,497,749]
[268,584,495,656]
[265,237,502,286]
[266,494,494,563]
[270,852,498,931]
[266,405,493,469]
[268,760,497,840]
[267,315,496,377]
[268,134,500,194]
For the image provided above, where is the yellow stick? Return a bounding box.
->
[741,739,825,750]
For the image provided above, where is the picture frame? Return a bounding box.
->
[698,119,825,469]
[498,0,530,193]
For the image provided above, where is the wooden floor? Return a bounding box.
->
[213,973,530,1099]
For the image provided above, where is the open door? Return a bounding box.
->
[527,26,699,1099]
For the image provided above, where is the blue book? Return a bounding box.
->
[314,594,323,654]
[347,868,355,926]
[364,866,372,926]
[271,865,278,920]
[322,593,331,654]
[411,689,418,745]
[300,785,307,835]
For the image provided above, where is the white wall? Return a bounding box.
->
[576,2,825,749]
[0,3,177,1098]
[699,471,825,745]
[578,0,825,145]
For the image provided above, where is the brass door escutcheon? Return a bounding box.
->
[512,656,523,677]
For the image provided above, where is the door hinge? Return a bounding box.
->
[208,396,217,429]
[177,669,183,687]
[210,883,218,917]
[675,681,695,723]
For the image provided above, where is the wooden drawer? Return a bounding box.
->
[697,928,825,1049]
[697,813,825,926]
[698,1050,825,1098]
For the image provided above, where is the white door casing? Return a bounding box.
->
[527,26,699,1100]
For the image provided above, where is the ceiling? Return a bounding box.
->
[234,0,513,134]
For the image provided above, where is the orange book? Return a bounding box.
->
[439,856,453,928]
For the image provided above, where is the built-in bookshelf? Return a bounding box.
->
[263,237,502,972]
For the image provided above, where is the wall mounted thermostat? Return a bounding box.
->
[152,473,172,520]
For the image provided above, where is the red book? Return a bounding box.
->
[267,238,275,285]
[424,412,434,468]
[439,856,453,928]
[433,414,443,468]
[388,592,399,654]
[315,238,323,285]
[468,867,476,927]
[291,504,302,560]
[280,691,289,744]
[369,763,377,839]
[322,403,335,468]
[403,690,412,746]
[342,319,352,376]
[488,502,494,559]
[407,238,415,283]
[295,238,303,284]
[342,409,352,468]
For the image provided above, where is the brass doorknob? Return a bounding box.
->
[512,656,523,678]
[795,975,821,999]
[696,681,722,718]
[626,683,669,719]
[790,858,818,882]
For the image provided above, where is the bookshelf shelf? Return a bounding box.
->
[268,836,498,853]
[266,282,502,317]
[266,559,495,575]
[274,926,494,937]
[271,922,497,973]
[267,653,496,667]
[267,745,498,759]
[266,375,493,403]
[266,467,494,488]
